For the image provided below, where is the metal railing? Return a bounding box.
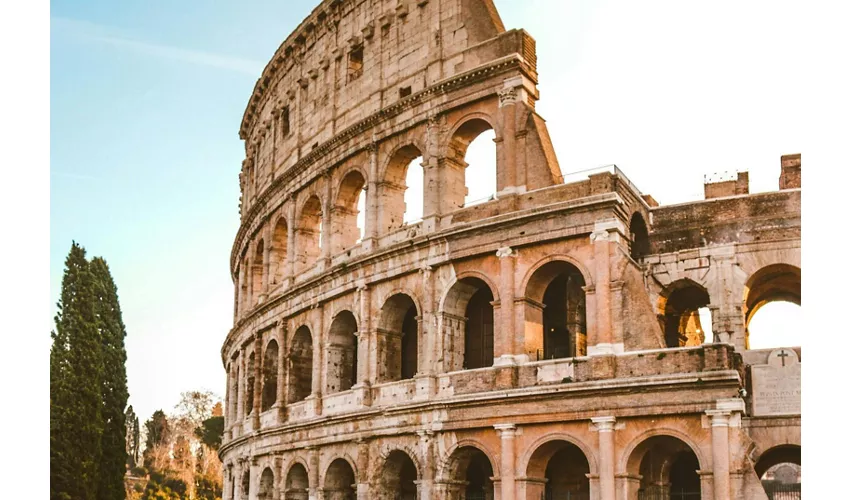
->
[637,489,701,500]
[762,482,801,500]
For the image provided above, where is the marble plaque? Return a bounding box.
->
[751,348,801,416]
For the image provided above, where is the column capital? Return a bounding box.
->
[591,416,617,432]
[705,409,732,427]
[496,246,515,258]
[494,423,517,436]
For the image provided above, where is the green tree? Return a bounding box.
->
[126,405,140,469]
[196,416,224,451]
[91,257,130,500]
[50,242,104,500]
[144,410,170,450]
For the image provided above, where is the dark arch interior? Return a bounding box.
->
[241,470,250,500]
[262,340,279,411]
[379,294,418,382]
[285,463,309,500]
[525,260,587,360]
[452,447,494,500]
[325,459,356,500]
[464,283,495,370]
[630,212,650,260]
[271,218,288,286]
[327,311,358,394]
[526,440,590,500]
[632,436,701,500]
[245,351,256,414]
[259,467,275,500]
[380,450,418,500]
[296,195,323,272]
[755,445,801,478]
[288,326,313,403]
[661,282,711,348]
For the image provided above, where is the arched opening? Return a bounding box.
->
[245,351,256,416]
[378,294,419,382]
[241,469,250,500]
[332,170,367,255]
[261,340,279,411]
[744,264,801,350]
[230,364,239,422]
[447,446,494,500]
[288,326,314,403]
[524,261,587,360]
[378,450,418,500]
[627,435,702,500]
[252,240,264,305]
[295,195,323,273]
[259,467,275,500]
[659,280,712,348]
[327,311,358,394]
[380,145,424,233]
[757,446,801,500]
[240,256,249,314]
[441,277,496,371]
[448,118,497,209]
[525,440,591,500]
[324,459,356,500]
[270,217,288,287]
[629,212,650,261]
[285,463,310,500]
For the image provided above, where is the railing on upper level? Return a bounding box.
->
[553,164,643,197]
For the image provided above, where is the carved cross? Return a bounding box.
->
[777,349,789,367]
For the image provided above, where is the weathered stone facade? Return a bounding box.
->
[219,1,801,499]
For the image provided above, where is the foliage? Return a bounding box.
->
[91,257,130,500]
[126,406,141,468]
[50,242,104,500]
[196,416,224,451]
[144,410,170,451]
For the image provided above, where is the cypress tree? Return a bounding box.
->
[50,242,104,500]
[91,257,129,500]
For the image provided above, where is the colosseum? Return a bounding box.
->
[218,1,802,499]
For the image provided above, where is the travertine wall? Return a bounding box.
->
[218,1,802,500]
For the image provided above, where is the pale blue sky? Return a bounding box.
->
[50,0,813,422]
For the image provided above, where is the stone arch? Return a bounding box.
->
[658,279,712,347]
[326,310,359,394]
[295,194,324,273]
[629,212,650,261]
[743,264,801,349]
[252,238,265,305]
[522,438,594,500]
[285,461,310,500]
[240,468,250,500]
[377,449,420,500]
[261,339,279,411]
[379,144,425,234]
[288,325,314,403]
[258,467,275,500]
[270,215,289,287]
[441,276,497,371]
[323,457,358,500]
[245,350,256,416]
[332,167,368,255]
[444,115,500,211]
[439,442,499,500]
[518,433,599,477]
[378,292,420,382]
[521,257,589,360]
[753,444,801,479]
[240,254,250,315]
[444,112,501,157]
[439,271,501,312]
[619,428,707,477]
[623,432,705,500]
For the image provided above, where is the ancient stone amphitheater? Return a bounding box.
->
[219,1,802,499]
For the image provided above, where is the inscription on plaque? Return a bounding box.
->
[751,348,801,416]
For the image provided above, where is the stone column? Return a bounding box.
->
[321,173,333,265]
[237,348,246,422]
[232,460,243,500]
[495,424,517,500]
[588,219,626,356]
[247,252,255,310]
[706,410,731,500]
[356,439,370,500]
[277,324,288,422]
[237,266,245,319]
[363,143,379,247]
[422,117,441,233]
[591,416,617,500]
[286,198,297,286]
[496,83,517,194]
[496,247,518,365]
[417,430,435,500]
[253,333,263,428]
[357,285,372,386]
[307,447,320,500]
[224,362,232,440]
[308,305,324,416]
[261,232,271,302]
[248,458,259,500]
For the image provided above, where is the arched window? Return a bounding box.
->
[442,277,496,371]
[379,145,423,234]
[744,264,801,349]
[261,340,279,412]
[448,119,497,210]
[240,256,249,314]
[326,311,358,394]
[285,463,309,500]
[288,326,313,403]
[378,451,418,500]
[325,459,356,500]
[524,261,588,360]
[332,170,367,255]
[628,436,702,500]
[295,196,323,273]
[245,351,256,415]
[629,212,650,261]
[258,467,275,500]
[241,469,250,500]
[379,294,419,382]
[755,445,801,498]
[659,280,712,348]
[526,440,591,500]
[270,217,288,287]
[252,240,264,305]
[447,447,494,500]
